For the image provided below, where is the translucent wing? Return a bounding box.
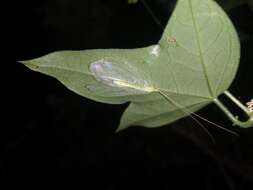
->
[86,83,146,97]
[87,59,155,97]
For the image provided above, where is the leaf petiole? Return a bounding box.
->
[213,91,253,128]
[224,91,250,114]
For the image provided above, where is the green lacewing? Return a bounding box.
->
[87,58,237,138]
[87,59,157,97]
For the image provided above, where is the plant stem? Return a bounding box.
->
[213,91,253,128]
[140,0,164,30]
[224,91,250,114]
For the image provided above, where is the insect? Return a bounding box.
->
[88,59,237,143]
[87,59,157,97]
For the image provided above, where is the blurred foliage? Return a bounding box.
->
[127,0,253,10]
[128,0,139,4]
[217,0,253,10]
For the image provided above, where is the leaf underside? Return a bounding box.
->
[21,0,240,131]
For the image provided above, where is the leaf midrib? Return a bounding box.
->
[30,64,212,99]
[24,62,93,76]
[189,0,214,97]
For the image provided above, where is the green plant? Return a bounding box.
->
[21,0,253,132]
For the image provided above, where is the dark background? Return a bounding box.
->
[3,0,253,189]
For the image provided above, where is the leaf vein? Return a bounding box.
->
[214,18,233,94]
[189,0,214,97]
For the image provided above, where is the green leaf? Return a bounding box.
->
[21,0,240,131]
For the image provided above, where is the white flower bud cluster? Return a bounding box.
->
[246,99,253,112]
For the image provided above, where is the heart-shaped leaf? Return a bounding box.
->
[21,0,240,131]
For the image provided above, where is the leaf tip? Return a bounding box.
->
[115,123,130,133]
[19,59,40,71]
[115,126,125,133]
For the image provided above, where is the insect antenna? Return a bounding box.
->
[158,90,216,144]
[187,108,238,136]
[157,90,238,142]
